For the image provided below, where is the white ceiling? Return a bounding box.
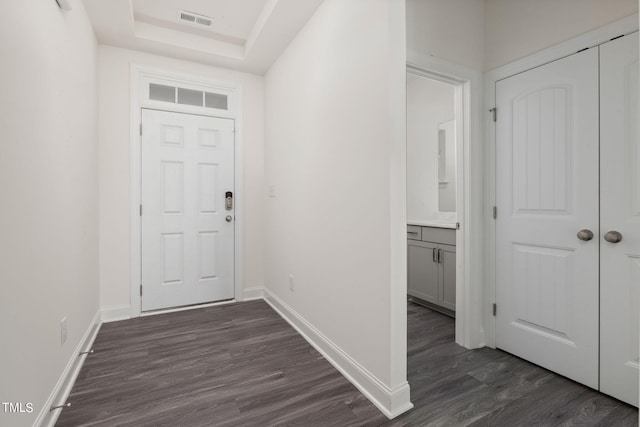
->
[83,0,325,74]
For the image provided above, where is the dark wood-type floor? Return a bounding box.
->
[56,300,638,426]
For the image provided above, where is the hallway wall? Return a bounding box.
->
[406,0,485,70]
[0,1,99,426]
[263,0,410,416]
[485,0,638,70]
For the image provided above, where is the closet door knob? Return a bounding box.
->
[604,230,622,243]
[577,229,594,241]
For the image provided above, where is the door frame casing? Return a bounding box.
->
[406,52,485,349]
[484,14,639,348]
[129,65,244,318]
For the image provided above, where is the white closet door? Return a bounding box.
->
[600,32,640,407]
[495,48,600,388]
[141,109,235,311]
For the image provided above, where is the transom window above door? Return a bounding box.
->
[140,75,235,117]
[149,83,229,110]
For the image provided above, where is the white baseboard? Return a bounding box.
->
[35,309,102,427]
[101,305,131,323]
[263,289,413,419]
[242,286,264,301]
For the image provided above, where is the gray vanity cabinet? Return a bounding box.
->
[407,226,456,314]
[408,240,439,304]
[437,243,456,311]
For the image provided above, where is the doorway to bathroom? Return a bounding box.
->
[406,72,459,318]
[405,53,486,350]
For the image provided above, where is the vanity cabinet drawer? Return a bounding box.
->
[407,225,422,240]
[421,226,455,245]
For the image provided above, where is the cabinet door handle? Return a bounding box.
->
[433,248,437,262]
[437,249,442,263]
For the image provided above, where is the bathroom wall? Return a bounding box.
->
[406,74,455,221]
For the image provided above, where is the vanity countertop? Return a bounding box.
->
[408,220,457,229]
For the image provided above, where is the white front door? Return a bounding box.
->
[599,33,640,406]
[141,109,235,311]
[495,48,600,388]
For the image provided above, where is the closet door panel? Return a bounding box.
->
[495,47,600,389]
[600,32,639,407]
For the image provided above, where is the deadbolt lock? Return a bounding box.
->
[225,191,233,211]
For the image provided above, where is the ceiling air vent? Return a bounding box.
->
[177,10,214,29]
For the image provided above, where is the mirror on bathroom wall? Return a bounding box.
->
[438,120,456,212]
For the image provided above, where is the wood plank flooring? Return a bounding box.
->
[390,302,638,426]
[55,300,638,426]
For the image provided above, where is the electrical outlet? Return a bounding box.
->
[268,185,276,198]
[60,317,67,345]
[289,274,294,292]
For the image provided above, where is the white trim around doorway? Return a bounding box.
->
[129,65,245,318]
[407,51,485,349]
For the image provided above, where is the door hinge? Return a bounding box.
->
[493,206,497,219]
[456,222,460,230]
[139,204,143,216]
[140,285,143,297]
[139,123,143,136]
[493,303,497,316]
[490,108,497,122]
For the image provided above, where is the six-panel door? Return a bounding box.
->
[141,109,235,311]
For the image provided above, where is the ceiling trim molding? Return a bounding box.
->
[134,21,245,59]
[83,0,324,74]
[244,0,279,55]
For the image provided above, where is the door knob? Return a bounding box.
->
[604,230,622,243]
[577,229,594,241]
[225,215,233,223]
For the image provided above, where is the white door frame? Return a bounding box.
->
[129,65,244,318]
[407,51,485,349]
[484,14,639,348]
